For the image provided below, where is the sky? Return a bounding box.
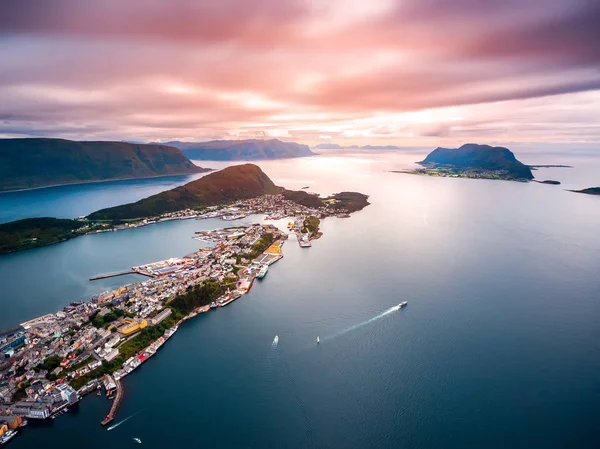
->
[1,0,599,148]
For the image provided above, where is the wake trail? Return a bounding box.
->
[326,304,401,341]
[106,410,143,431]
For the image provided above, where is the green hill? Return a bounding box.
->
[165,139,315,160]
[0,217,85,254]
[420,143,533,180]
[0,138,209,192]
[88,164,281,220]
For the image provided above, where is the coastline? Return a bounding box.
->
[0,193,367,431]
[0,168,213,194]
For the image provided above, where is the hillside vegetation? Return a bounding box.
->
[420,143,533,179]
[0,138,208,192]
[0,217,85,254]
[88,164,281,220]
[165,139,315,160]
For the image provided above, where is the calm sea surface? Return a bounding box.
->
[2,149,600,448]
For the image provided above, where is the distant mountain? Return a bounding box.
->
[420,143,534,180]
[88,164,281,220]
[163,139,315,160]
[313,143,401,150]
[314,143,341,149]
[0,138,209,192]
[569,187,600,195]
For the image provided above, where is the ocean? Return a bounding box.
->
[2,149,599,448]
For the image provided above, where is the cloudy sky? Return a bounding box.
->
[1,0,599,147]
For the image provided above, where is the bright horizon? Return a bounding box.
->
[1,0,599,149]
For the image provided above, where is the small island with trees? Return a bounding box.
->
[394,143,535,181]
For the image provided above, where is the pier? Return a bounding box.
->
[100,377,123,426]
[90,270,134,281]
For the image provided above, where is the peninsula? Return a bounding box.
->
[0,173,369,429]
[0,138,209,192]
[395,143,534,181]
[569,187,600,195]
[162,139,315,160]
[0,164,369,254]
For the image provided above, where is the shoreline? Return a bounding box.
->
[0,168,213,194]
[0,193,366,430]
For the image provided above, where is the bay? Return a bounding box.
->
[2,149,600,448]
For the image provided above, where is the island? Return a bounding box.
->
[0,138,210,192]
[569,187,600,195]
[394,143,534,181]
[0,167,369,431]
[162,139,315,160]
[0,164,369,255]
[534,180,561,185]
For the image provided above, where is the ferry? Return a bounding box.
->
[0,430,18,445]
[256,265,268,279]
[399,301,408,308]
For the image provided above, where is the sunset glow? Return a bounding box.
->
[1,0,599,147]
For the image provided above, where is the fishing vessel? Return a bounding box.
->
[0,430,18,445]
[256,264,268,279]
[399,301,408,308]
[133,438,142,444]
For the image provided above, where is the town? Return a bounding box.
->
[0,192,358,443]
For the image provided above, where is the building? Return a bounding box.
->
[56,384,79,404]
[117,319,148,335]
[150,308,172,326]
[7,402,51,419]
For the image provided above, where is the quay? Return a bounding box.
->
[90,270,135,281]
[100,377,123,426]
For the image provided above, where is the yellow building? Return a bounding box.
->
[117,318,148,335]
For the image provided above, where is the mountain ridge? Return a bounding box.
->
[0,138,209,192]
[162,139,315,160]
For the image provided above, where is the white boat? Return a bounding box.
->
[0,430,18,445]
[316,336,320,344]
[273,335,279,345]
[399,301,408,308]
[133,437,142,444]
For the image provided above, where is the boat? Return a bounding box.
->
[133,438,142,444]
[273,335,279,344]
[399,301,408,308]
[0,430,18,445]
[316,336,320,344]
[256,264,268,279]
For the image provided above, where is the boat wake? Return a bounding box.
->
[107,411,142,431]
[327,304,401,340]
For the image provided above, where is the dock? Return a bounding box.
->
[100,377,123,426]
[90,270,135,281]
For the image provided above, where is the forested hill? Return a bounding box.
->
[88,164,281,220]
[0,138,209,192]
[420,143,534,180]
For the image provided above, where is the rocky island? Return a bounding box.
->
[0,164,369,254]
[395,143,534,181]
[0,138,210,192]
